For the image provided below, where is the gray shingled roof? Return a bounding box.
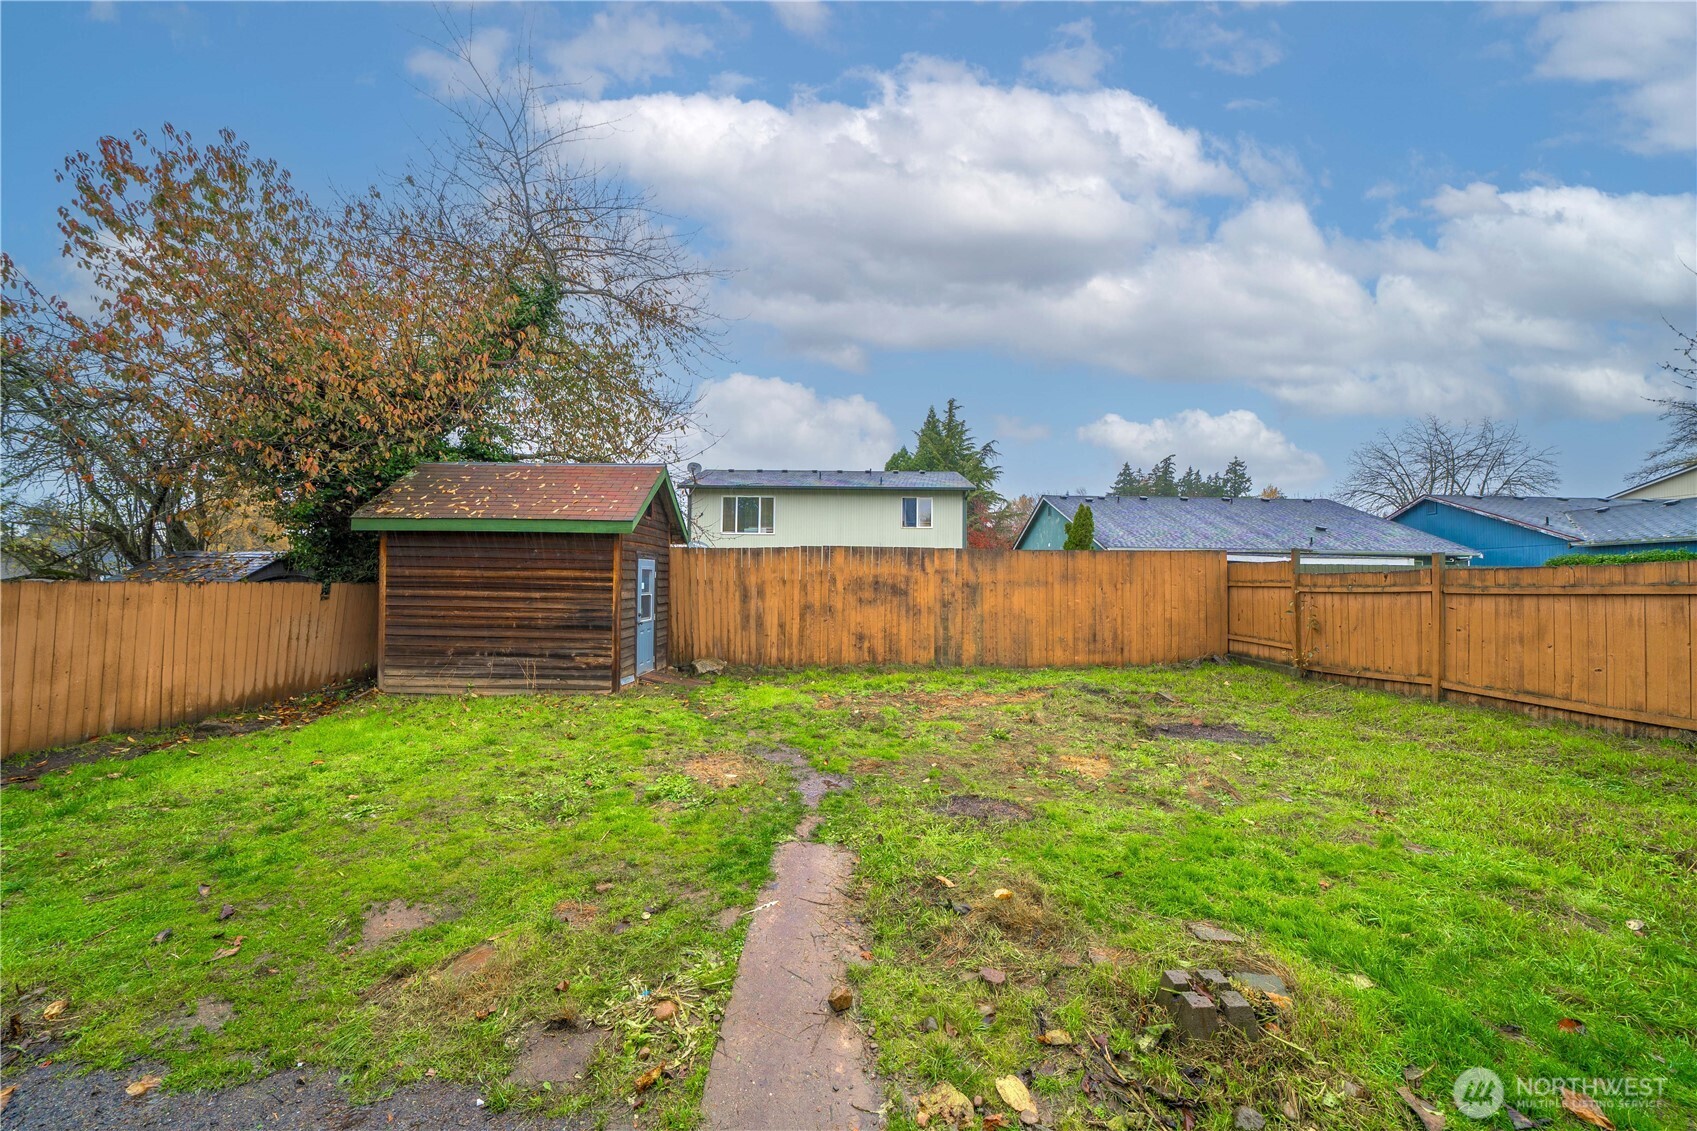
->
[124,551,304,583]
[1033,495,1477,556]
[1406,495,1697,547]
[689,469,973,491]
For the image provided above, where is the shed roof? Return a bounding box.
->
[1394,495,1697,547]
[1024,495,1477,556]
[124,551,304,583]
[688,468,973,491]
[351,463,683,535]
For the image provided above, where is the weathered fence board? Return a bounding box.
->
[669,547,1228,670]
[1225,558,1694,732]
[3,581,377,757]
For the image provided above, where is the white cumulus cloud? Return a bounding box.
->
[687,373,895,470]
[1078,409,1328,489]
[544,7,713,98]
[1531,2,1696,154]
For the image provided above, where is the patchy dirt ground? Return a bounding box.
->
[0,1060,566,1130]
[0,680,373,790]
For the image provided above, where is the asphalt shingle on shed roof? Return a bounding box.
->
[124,551,297,583]
[1035,495,1476,556]
[1410,495,1697,547]
[689,469,973,491]
[353,463,670,525]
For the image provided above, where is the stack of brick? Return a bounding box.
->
[1158,968,1286,1041]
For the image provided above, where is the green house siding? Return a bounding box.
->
[1017,501,1089,550]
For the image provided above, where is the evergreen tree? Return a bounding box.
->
[885,399,1002,506]
[1063,503,1096,550]
[1110,462,1142,496]
[1150,456,1178,495]
[1221,457,1253,498]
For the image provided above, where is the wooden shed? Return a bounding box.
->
[350,463,685,694]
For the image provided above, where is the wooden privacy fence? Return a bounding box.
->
[669,547,1227,669]
[3,581,377,758]
[1228,556,1695,732]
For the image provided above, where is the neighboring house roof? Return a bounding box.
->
[1612,464,1697,500]
[1391,495,1697,548]
[124,551,306,583]
[688,469,974,491]
[350,463,683,535]
[1025,495,1477,556]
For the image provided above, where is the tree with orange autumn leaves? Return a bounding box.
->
[5,56,713,580]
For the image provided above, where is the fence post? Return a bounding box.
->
[1289,548,1304,673]
[1429,552,1444,701]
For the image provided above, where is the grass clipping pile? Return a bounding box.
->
[592,952,735,1106]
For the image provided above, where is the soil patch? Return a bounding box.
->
[445,942,497,978]
[683,753,763,790]
[934,795,1034,822]
[0,679,373,789]
[1150,722,1270,745]
[170,997,233,1034]
[552,901,599,929]
[506,1026,607,1088]
[1055,754,1111,780]
[360,899,439,948]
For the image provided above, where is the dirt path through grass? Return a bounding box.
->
[699,746,884,1130]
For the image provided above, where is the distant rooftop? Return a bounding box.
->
[688,469,973,491]
[1028,495,1477,556]
[124,551,304,583]
[1397,495,1697,547]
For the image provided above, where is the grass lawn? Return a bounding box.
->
[4,664,1694,1129]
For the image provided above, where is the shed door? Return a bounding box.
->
[635,558,657,675]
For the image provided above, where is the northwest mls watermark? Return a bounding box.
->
[1453,1067,1668,1120]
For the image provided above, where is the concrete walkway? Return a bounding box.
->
[699,748,883,1130]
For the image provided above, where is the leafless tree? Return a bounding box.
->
[1336,415,1560,514]
[378,16,720,464]
[1634,318,1697,485]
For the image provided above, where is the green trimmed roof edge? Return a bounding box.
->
[350,466,686,538]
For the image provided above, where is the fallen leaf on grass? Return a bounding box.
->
[993,888,1013,900]
[979,967,1006,986]
[995,1076,1036,1118]
[211,936,245,961]
[125,1074,163,1098]
[1346,973,1375,989]
[915,1082,974,1128]
[555,980,570,993]
[1624,919,1645,935]
[41,1000,67,1021]
[1264,991,1293,1011]
[0,1084,15,1110]
[473,1009,492,1021]
[1560,1089,1615,1130]
[152,929,172,945]
[1396,1086,1445,1131]
[217,904,236,921]
[1038,1029,1073,1045]
[934,875,956,888]
[632,1063,665,1093]
[197,884,210,899]
[1505,1107,1545,1130]
[1557,1017,1587,1035]
[981,1115,1009,1130]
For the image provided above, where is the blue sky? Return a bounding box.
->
[4,2,1695,499]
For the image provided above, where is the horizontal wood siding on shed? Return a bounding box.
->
[619,498,674,682]
[382,531,614,694]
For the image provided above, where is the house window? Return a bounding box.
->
[902,497,933,529]
[721,495,775,534]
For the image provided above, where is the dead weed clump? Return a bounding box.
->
[681,753,765,790]
[932,877,1073,961]
[1182,771,1244,811]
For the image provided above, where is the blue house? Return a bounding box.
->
[1016,495,1476,563]
[1388,495,1697,566]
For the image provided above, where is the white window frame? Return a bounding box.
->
[720,495,776,535]
[901,496,934,529]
